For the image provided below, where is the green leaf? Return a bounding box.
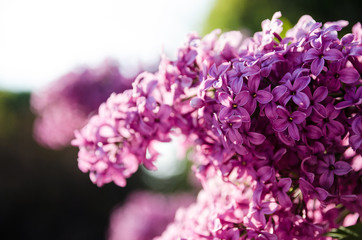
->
[325,223,362,239]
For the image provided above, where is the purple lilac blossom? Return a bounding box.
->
[74,12,362,239]
[31,59,134,149]
[108,191,194,240]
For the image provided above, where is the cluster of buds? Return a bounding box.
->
[73,12,361,239]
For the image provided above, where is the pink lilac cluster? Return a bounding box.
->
[31,59,133,149]
[73,12,362,239]
[108,191,194,240]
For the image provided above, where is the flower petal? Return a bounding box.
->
[311,57,324,76]
[291,111,306,124]
[273,119,288,132]
[313,103,327,118]
[335,100,354,110]
[350,135,362,150]
[304,48,320,61]
[235,90,250,106]
[217,92,232,107]
[319,171,334,189]
[277,192,292,208]
[313,86,328,102]
[248,132,266,145]
[338,67,360,84]
[334,161,352,175]
[315,187,329,201]
[288,123,300,141]
[228,129,242,145]
[293,92,310,109]
[219,106,231,120]
[306,125,323,139]
[293,76,310,91]
[278,178,292,192]
[256,90,273,104]
[230,76,243,94]
[272,85,287,101]
[276,106,290,119]
[324,49,344,61]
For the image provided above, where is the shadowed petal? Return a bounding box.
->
[272,85,287,101]
[202,78,216,90]
[277,192,292,208]
[276,106,290,119]
[316,160,329,174]
[350,135,362,150]
[335,100,354,110]
[306,125,323,139]
[278,178,292,192]
[265,102,278,120]
[311,57,324,76]
[288,123,300,141]
[313,103,327,117]
[315,187,329,200]
[320,171,334,189]
[291,111,306,124]
[258,166,274,182]
[313,86,328,102]
[339,68,360,84]
[237,107,251,122]
[273,119,288,132]
[248,132,266,145]
[334,161,352,175]
[256,90,273,104]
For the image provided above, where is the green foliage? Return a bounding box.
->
[203,0,362,35]
[0,91,30,140]
[326,222,362,239]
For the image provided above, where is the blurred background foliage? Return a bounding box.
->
[203,0,362,35]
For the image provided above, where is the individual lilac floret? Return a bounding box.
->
[304,40,344,76]
[272,106,306,141]
[200,62,230,91]
[304,86,328,117]
[275,68,310,109]
[217,90,250,121]
[247,197,278,228]
[299,178,329,202]
[272,178,292,208]
[243,75,273,113]
[335,86,362,110]
[317,154,352,189]
[31,59,134,149]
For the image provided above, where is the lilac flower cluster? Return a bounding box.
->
[73,12,362,239]
[108,191,194,240]
[31,59,133,149]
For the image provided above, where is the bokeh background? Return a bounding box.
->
[0,0,361,239]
